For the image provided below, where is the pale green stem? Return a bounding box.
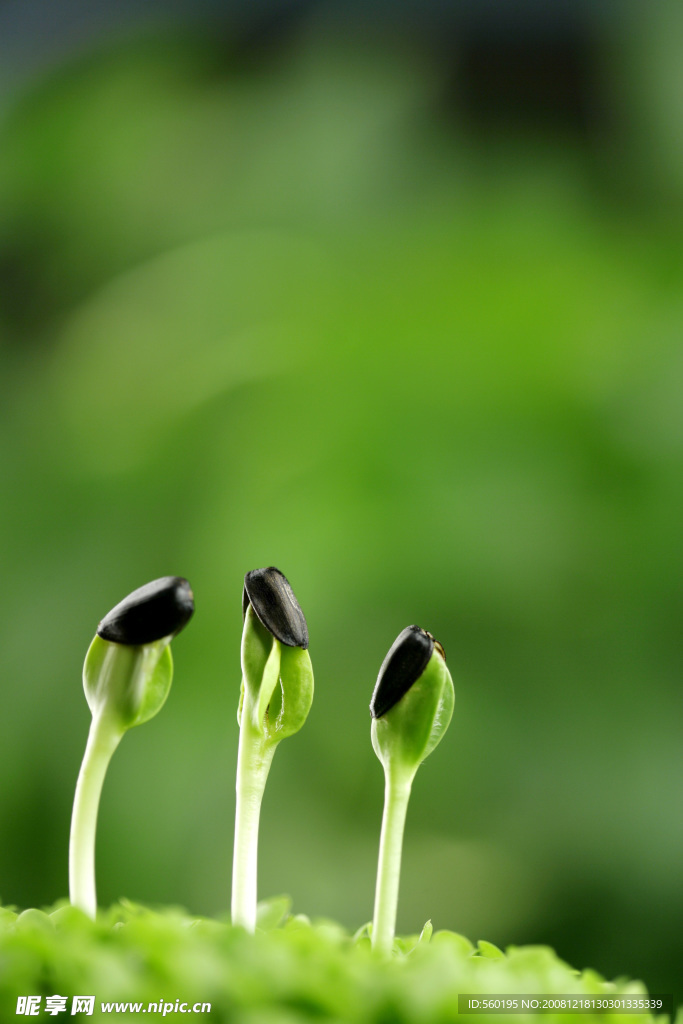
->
[372,769,413,954]
[69,713,123,919]
[231,698,275,931]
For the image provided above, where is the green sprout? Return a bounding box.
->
[69,576,194,919]
[232,567,314,931]
[369,625,454,954]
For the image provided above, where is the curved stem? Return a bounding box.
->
[69,713,122,919]
[372,769,412,954]
[231,699,276,931]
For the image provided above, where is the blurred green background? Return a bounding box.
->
[0,0,681,1003]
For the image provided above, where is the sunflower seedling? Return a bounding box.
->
[369,625,454,954]
[69,576,194,919]
[232,567,313,931]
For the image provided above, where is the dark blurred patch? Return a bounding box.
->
[519,874,678,996]
[533,875,619,958]
[226,0,315,71]
[0,234,60,341]
[3,773,65,908]
[449,21,600,139]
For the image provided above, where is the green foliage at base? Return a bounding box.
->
[0,899,676,1024]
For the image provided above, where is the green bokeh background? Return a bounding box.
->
[0,5,681,1003]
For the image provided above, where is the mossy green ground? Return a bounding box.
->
[0,898,677,1024]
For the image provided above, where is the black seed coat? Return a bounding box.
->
[97,576,194,645]
[243,567,309,649]
[370,625,439,718]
